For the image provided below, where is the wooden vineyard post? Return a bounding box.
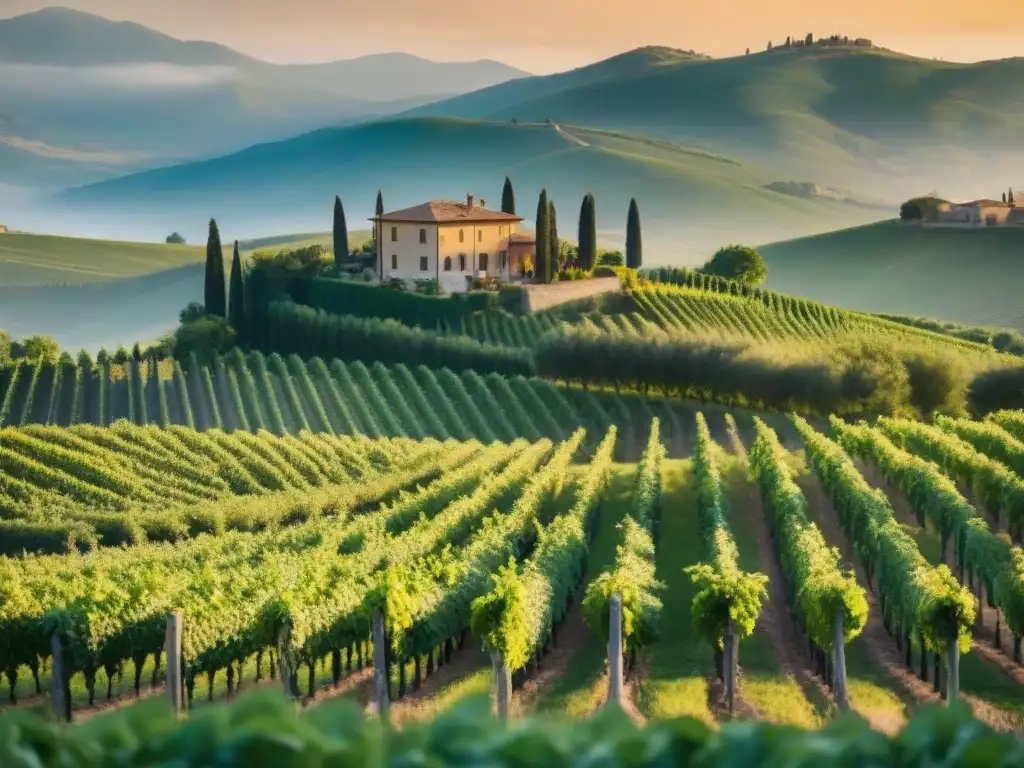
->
[946,633,960,704]
[277,626,298,700]
[607,593,624,706]
[493,651,511,720]
[49,630,71,722]
[372,608,389,715]
[724,619,736,715]
[832,609,849,712]
[165,611,185,716]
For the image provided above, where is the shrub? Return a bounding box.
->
[968,364,1024,415]
[174,316,236,364]
[700,244,768,285]
[557,267,590,281]
[250,244,333,276]
[11,335,60,361]
[597,250,624,267]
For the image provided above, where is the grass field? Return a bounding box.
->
[0,231,206,286]
[760,221,1024,331]
[0,229,370,351]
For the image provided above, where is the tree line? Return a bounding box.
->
[532,325,1012,419]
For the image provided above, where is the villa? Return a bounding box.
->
[370,194,535,293]
[935,199,1024,227]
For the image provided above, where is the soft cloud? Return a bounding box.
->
[0,63,240,92]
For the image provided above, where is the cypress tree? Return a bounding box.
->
[549,201,559,274]
[228,240,245,336]
[626,198,643,269]
[375,191,384,277]
[535,189,551,283]
[578,193,596,270]
[333,196,349,273]
[501,177,516,214]
[204,218,226,317]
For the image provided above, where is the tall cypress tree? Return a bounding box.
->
[375,191,384,277]
[549,201,559,273]
[204,217,226,317]
[578,193,596,270]
[534,189,550,283]
[228,240,245,336]
[501,177,516,214]
[626,198,643,269]
[333,196,349,273]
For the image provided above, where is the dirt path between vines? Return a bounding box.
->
[731,462,836,721]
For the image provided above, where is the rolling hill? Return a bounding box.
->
[0,229,370,351]
[760,220,1024,331]
[408,44,1024,201]
[49,117,885,257]
[0,7,528,188]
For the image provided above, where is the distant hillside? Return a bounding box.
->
[409,45,1024,200]
[49,118,883,257]
[760,221,1024,330]
[0,7,528,188]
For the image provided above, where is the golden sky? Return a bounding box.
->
[3,0,1023,71]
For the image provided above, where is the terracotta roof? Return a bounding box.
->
[370,200,523,224]
[959,199,1008,207]
[509,231,536,243]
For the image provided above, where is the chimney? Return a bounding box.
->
[467,192,474,209]
[479,198,486,209]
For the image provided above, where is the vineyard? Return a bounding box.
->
[2,398,1024,738]
[4,267,1024,762]
[0,350,797,462]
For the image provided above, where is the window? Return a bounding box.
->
[419,228,427,244]
[419,256,429,271]
[391,226,397,242]
[478,229,483,242]
[479,253,489,271]
[459,253,466,271]
[391,254,398,269]
[459,229,464,243]
[443,256,452,271]
[500,250,507,270]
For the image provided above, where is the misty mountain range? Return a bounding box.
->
[0,7,529,187]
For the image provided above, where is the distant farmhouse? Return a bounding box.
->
[0,224,7,234]
[935,199,1024,227]
[901,190,1024,227]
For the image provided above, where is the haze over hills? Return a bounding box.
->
[760,221,1024,331]
[0,7,529,188]
[408,44,1024,202]
[44,117,885,259]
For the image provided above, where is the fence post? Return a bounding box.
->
[832,609,849,712]
[49,630,71,722]
[165,611,185,716]
[725,619,736,715]
[277,625,297,699]
[608,593,623,705]
[372,609,389,714]
[946,633,960,704]
[493,651,511,719]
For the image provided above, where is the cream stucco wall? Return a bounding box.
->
[380,218,518,293]
[381,222,439,283]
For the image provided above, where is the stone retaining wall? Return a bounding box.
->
[520,277,620,313]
